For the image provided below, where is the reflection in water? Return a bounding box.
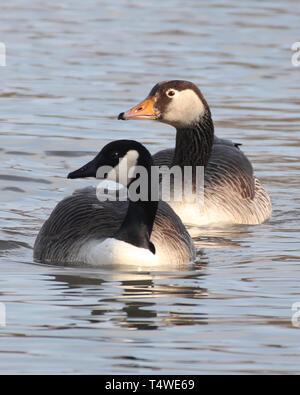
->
[50,267,208,331]
[120,301,158,331]
[192,225,255,249]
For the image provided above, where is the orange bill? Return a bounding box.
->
[118,96,157,120]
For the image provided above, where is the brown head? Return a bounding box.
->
[118,80,211,129]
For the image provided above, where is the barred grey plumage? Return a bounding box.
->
[120,80,272,226]
[34,188,195,266]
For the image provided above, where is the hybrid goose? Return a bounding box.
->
[118,80,272,226]
[34,140,195,266]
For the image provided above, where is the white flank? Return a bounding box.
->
[78,238,159,266]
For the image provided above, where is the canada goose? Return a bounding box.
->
[34,140,195,266]
[118,80,272,226]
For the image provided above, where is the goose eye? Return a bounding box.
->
[166,89,176,98]
[111,151,119,160]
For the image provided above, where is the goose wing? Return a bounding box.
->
[152,137,256,200]
[34,186,195,264]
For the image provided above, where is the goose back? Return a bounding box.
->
[34,186,195,266]
[152,142,271,225]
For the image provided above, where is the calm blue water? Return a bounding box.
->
[0,0,300,374]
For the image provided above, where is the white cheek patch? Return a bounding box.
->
[106,150,139,186]
[163,89,205,127]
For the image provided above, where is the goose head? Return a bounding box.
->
[118,80,211,129]
[68,140,158,255]
[68,140,153,187]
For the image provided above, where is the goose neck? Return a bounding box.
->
[173,113,214,169]
[114,170,158,253]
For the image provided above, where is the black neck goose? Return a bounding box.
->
[118,80,272,226]
[34,140,195,266]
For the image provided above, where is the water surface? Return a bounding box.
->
[0,0,300,374]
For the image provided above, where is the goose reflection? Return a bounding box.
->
[45,261,208,331]
[191,224,255,249]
